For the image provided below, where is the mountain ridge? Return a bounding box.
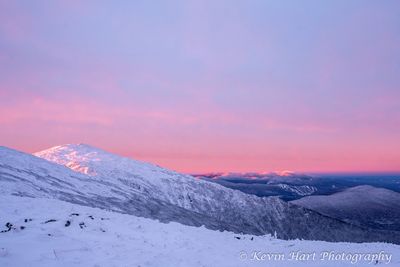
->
[292,185,400,231]
[1,144,399,244]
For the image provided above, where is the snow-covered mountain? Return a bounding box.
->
[1,144,399,244]
[1,195,398,267]
[196,172,319,200]
[276,184,317,196]
[292,185,400,231]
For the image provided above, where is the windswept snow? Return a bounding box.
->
[0,195,398,267]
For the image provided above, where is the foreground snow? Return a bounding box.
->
[0,195,398,267]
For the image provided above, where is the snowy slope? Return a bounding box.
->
[292,185,400,231]
[0,195,398,267]
[0,146,121,199]
[0,146,227,231]
[1,145,400,243]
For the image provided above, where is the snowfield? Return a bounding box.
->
[0,195,398,267]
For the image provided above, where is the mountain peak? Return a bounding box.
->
[37,143,106,154]
[34,143,123,160]
[34,143,126,176]
[34,143,170,179]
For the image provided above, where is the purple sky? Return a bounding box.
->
[1,1,399,173]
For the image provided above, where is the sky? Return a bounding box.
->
[1,1,399,173]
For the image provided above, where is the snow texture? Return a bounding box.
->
[0,195,399,267]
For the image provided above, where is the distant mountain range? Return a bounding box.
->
[194,172,400,201]
[195,172,318,200]
[1,144,399,244]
